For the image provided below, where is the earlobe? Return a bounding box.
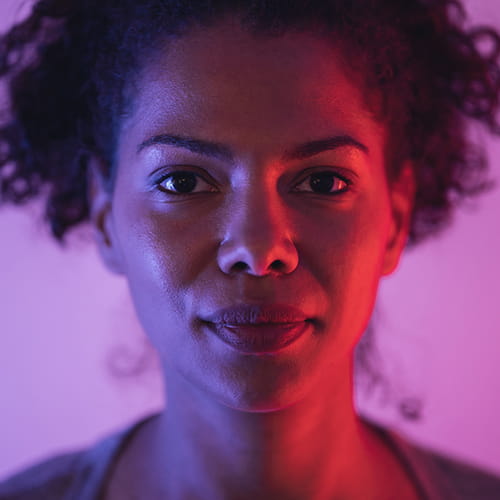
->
[382,162,416,276]
[87,157,125,275]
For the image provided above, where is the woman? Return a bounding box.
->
[0,0,499,498]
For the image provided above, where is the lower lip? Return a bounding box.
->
[207,322,311,354]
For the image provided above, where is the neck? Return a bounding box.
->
[129,358,392,500]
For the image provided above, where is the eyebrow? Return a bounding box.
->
[137,134,369,161]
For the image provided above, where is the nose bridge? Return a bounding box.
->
[217,179,298,276]
[239,181,283,239]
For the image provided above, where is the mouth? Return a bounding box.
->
[201,304,314,355]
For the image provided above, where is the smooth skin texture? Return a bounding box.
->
[89,17,417,500]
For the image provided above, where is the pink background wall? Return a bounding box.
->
[1,0,499,479]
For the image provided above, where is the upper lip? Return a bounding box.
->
[202,304,310,326]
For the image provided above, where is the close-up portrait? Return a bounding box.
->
[0,0,499,498]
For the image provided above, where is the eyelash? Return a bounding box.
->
[293,171,351,195]
[155,170,216,195]
[154,169,352,196]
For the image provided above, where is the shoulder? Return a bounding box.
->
[0,450,85,500]
[362,416,500,499]
[386,426,500,499]
[0,415,158,500]
[409,441,500,499]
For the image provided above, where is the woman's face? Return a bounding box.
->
[91,18,413,412]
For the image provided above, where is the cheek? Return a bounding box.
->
[341,205,392,321]
[116,197,212,285]
[304,192,391,278]
[307,198,392,341]
[111,195,217,346]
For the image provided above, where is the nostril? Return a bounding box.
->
[270,260,286,272]
[217,238,299,276]
[228,259,287,275]
[232,261,249,273]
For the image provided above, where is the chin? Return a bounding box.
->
[213,377,313,414]
[226,400,304,414]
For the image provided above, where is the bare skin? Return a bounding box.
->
[104,366,420,499]
[90,17,418,500]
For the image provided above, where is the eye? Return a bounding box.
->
[294,171,350,195]
[156,171,217,194]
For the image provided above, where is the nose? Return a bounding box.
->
[217,190,299,277]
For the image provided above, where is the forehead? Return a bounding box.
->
[118,17,384,161]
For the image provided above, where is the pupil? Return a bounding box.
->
[310,173,334,193]
[172,173,197,193]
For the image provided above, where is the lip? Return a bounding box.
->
[201,304,313,354]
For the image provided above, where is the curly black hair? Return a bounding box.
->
[0,0,499,419]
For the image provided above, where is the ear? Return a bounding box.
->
[87,157,125,275]
[382,162,416,276]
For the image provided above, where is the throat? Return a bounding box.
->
[102,412,421,500]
